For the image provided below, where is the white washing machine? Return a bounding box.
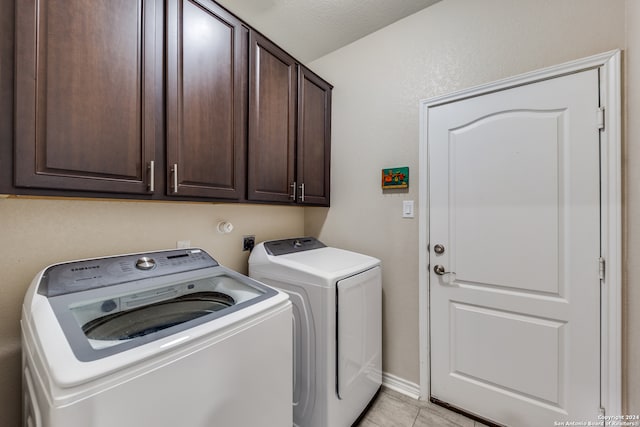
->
[21,248,292,427]
[249,237,382,427]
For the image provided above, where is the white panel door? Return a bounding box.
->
[429,69,601,426]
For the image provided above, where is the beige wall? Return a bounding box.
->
[0,198,303,426]
[306,0,631,404]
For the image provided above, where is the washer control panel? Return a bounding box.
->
[39,249,218,297]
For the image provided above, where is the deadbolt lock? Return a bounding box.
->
[433,244,445,254]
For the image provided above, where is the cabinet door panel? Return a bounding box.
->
[166,0,247,199]
[15,0,158,193]
[248,31,296,202]
[298,66,332,206]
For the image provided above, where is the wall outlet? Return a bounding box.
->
[243,235,255,252]
[177,240,191,249]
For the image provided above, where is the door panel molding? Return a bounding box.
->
[418,50,622,416]
[448,109,564,295]
[449,301,566,406]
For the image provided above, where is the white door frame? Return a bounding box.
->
[418,50,622,415]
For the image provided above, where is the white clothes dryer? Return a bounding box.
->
[21,248,292,427]
[249,237,382,427]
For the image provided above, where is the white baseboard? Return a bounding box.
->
[381,372,421,400]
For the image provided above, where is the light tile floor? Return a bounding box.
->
[356,387,489,427]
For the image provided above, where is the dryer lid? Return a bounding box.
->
[266,246,380,281]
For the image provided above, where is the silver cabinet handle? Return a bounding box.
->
[171,163,178,194]
[290,181,297,200]
[147,160,155,193]
[299,182,305,202]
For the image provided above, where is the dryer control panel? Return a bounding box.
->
[39,249,218,297]
[264,237,326,256]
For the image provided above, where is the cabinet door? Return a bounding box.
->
[166,0,247,199]
[15,0,159,194]
[247,31,297,203]
[297,66,332,206]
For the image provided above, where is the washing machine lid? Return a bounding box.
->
[81,291,236,342]
[40,249,279,361]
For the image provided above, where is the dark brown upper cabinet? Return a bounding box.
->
[166,0,247,199]
[297,66,332,206]
[12,0,331,204]
[14,0,160,194]
[248,32,332,206]
[247,31,297,203]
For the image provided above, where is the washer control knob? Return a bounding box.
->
[135,256,156,270]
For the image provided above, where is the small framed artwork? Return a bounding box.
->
[381,167,409,189]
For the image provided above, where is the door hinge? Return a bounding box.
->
[599,257,606,281]
[597,107,605,130]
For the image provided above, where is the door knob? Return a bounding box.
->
[433,265,450,275]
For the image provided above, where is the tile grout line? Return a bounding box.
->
[411,405,422,427]
[411,405,420,427]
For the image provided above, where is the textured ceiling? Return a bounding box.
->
[215,0,441,63]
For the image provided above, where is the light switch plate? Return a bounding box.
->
[403,200,414,218]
